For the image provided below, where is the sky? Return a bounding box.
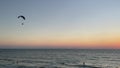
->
[0,0,120,49]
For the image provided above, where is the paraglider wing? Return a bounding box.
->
[18,15,25,20]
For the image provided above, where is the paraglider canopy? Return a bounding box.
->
[18,15,26,20]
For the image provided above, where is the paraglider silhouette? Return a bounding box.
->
[18,15,26,25]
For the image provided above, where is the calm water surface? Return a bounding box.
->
[0,49,120,68]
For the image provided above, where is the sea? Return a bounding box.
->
[0,49,120,68]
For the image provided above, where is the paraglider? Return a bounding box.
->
[18,15,26,25]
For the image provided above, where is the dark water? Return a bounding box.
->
[0,49,120,68]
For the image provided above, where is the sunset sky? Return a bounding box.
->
[0,0,120,49]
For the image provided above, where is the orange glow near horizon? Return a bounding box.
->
[1,33,120,48]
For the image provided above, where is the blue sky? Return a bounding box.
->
[0,0,120,48]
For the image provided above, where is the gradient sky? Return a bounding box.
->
[0,0,120,49]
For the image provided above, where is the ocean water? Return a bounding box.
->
[0,49,120,68]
